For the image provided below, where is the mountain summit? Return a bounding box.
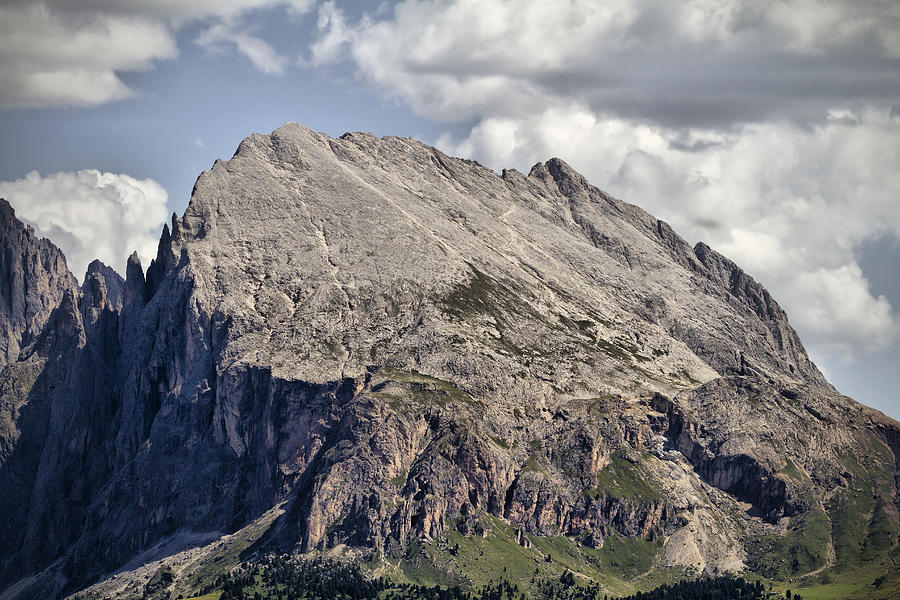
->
[1,123,897,599]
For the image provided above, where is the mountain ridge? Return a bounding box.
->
[0,122,897,600]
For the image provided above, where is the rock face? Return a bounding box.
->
[0,203,123,594]
[0,123,898,599]
[0,200,79,367]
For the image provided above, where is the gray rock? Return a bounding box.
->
[0,123,897,599]
[0,199,79,367]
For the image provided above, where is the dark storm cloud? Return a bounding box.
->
[397,44,900,129]
[537,51,900,128]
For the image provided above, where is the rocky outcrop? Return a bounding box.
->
[0,199,78,367]
[0,123,897,599]
[691,243,828,387]
[0,259,122,589]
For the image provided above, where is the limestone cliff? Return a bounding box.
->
[0,124,897,600]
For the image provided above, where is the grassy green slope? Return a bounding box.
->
[769,432,900,600]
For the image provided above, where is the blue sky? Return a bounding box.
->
[0,0,898,418]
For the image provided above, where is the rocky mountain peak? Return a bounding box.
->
[0,125,897,600]
[0,197,15,223]
[0,198,79,367]
[543,156,591,195]
[82,260,123,313]
[124,251,145,303]
[165,123,821,389]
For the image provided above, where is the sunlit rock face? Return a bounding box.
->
[0,123,897,599]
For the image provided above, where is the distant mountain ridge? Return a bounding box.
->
[0,123,897,600]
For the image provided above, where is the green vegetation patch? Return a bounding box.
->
[585,453,665,503]
[389,470,409,487]
[776,547,900,600]
[374,370,483,410]
[528,531,661,584]
[393,516,661,596]
[194,551,767,600]
[399,538,458,587]
[522,454,548,474]
[173,505,285,598]
[776,457,807,482]
[828,435,899,574]
[490,435,510,450]
[433,518,544,586]
[594,534,661,580]
[752,432,900,599]
[746,506,831,580]
[437,264,547,356]
[439,265,535,323]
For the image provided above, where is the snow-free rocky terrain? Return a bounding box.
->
[0,123,898,599]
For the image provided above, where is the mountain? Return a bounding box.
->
[0,123,897,600]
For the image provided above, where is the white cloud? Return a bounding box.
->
[0,170,169,281]
[311,0,900,126]
[309,1,351,65]
[197,18,288,75]
[0,4,177,108]
[791,265,898,355]
[0,0,316,108]
[0,0,317,24]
